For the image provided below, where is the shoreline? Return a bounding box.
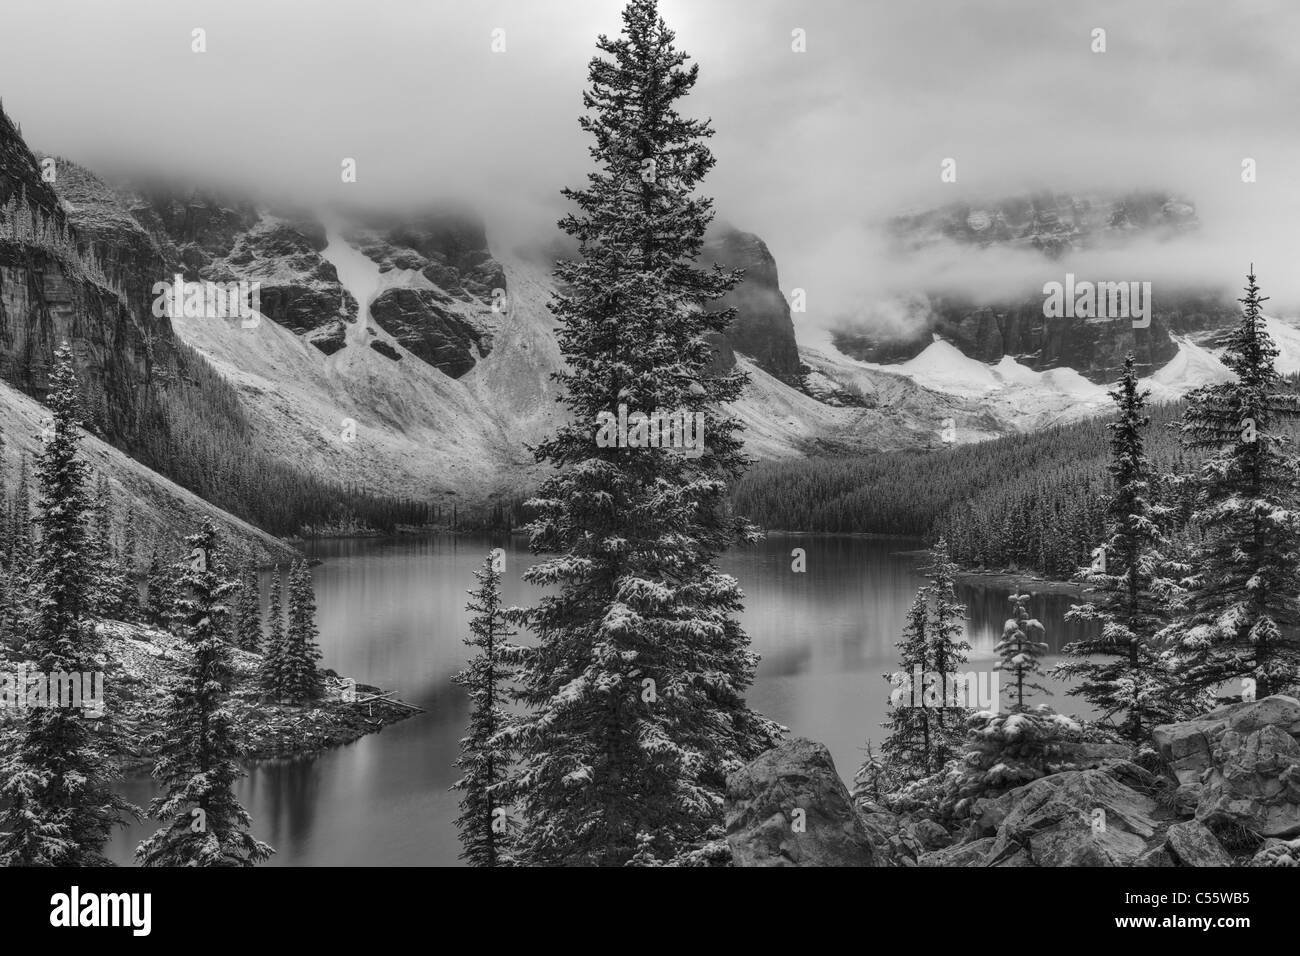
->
[97,621,420,774]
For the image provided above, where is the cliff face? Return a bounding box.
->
[835,191,1238,382]
[0,107,296,559]
[351,210,506,378]
[704,227,803,385]
[0,114,175,434]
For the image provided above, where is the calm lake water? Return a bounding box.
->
[108,533,1098,866]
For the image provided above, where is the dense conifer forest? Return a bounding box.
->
[730,401,1201,576]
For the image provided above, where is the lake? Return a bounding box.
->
[108,533,1098,866]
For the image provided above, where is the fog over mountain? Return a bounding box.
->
[3,0,1297,337]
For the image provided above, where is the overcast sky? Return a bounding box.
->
[3,0,1298,333]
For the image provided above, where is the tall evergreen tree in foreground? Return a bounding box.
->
[136,518,272,866]
[1165,271,1300,699]
[451,554,520,867]
[996,591,1049,713]
[280,560,323,704]
[0,343,135,865]
[505,0,779,865]
[1056,355,1191,738]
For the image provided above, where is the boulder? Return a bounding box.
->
[918,837,994,867]
[1248,836,1300,867]
[302,320,348,355]
[1164,820,1233,867]
[1153,696,1300,789]
[983,768,1159,867]
[1196,723,1300,837]
[909,819,951,850]
[726,738,876,867]
[1134,845,1176,867]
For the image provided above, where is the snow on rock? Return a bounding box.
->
[1147,335,1232,399]
[899,337,1003,396]
[1265,316,1300,376]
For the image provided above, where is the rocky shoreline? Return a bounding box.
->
[724,696,1300,867]
[94,621,419,772]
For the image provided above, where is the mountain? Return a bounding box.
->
[1,105,1276,544]
[832,191,1240,382]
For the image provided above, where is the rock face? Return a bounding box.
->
[368,288,488,378]
[1164,820,1233,867]
[703,227,803,385]
[205,217,358,351]
[725,738,876,866]
[0,111,177,433]
[376,210,507,301]
[834,191,1238,383]
[982,767,1161,867]
[1154,696,1300,836]
[888,191,1200,256]
[728,697,1300,867]
[346,210,504,376]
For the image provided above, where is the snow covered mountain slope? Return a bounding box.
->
[168,237,548,504]
[0,378,295,563]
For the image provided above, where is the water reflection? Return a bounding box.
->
[107,533,1099,866]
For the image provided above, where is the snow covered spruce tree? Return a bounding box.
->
[872,539,970,783]
[136,518,272,866]
[1055,355,1192,738]
[878,592,935,780]
[0,343,135,865]
[260,568,286,699]
[1165,271,1300,699]
[280,560,324,704]
[921,538,972,762]
[451,553,520,867]
[996,591,1050,713]
[504,0,780,865]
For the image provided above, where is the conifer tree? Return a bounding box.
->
[234,568,262,653]
[995,591,1050,713]
[280,560,323,704]
[136,518,272,866]
[144,547,173,628]
[1166,271,1300,699]
[504,0,779,865]
[921,538,972,764]
[120,509,140,621]
[451,554,520,866]
[260,568,286,699]
[0,343,135,865]
[1056,355,1192,737]
[87,473,129,620]
[11,455,31,567]
[879,592,935,780]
